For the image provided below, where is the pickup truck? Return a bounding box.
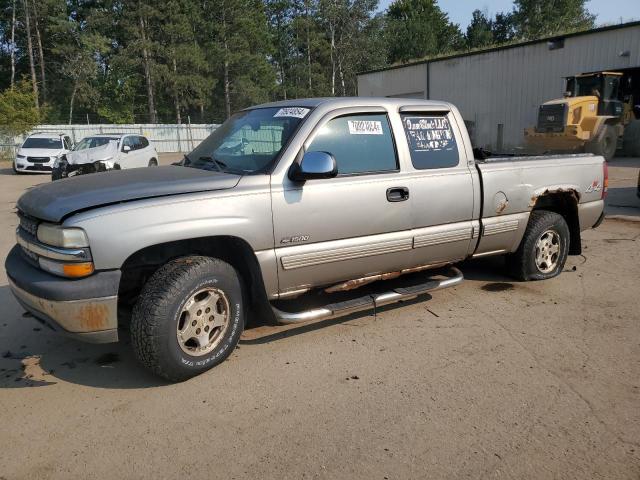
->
[5,98,607,381]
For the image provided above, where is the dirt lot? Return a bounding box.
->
[0,155,638,479]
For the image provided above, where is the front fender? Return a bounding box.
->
[64,186,273,271]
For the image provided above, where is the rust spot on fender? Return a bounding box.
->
[529,188,580,208]
[75,304,110,330]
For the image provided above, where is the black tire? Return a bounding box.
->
[585,124,617,161]
[51,167,63,181]
[131,256,244,382]
[622,120,640,157]
[506,210,570,281]
[148,158,158,167]
[12,162,22,175]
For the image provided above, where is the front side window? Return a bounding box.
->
[401,114,459,169]
[186,107,308,174]
[22,137,63,149]
[122,136,135,150]
[306,114,397,175]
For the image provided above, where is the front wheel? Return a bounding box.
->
[585,124,617,161]
[506,210,570,281]
[131,256,244,382]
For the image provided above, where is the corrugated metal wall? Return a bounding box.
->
[358,23,640,150]
[357,63,427,99]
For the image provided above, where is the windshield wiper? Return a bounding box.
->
[197,155,229,173]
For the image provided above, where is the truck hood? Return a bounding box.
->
[17,166,241,223]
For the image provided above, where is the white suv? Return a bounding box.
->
[53,133,159,180]
[14,133,72,174]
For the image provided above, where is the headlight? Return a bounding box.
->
[38,257,94,278]
[16,154,25,159]
[53,155,67,168]
[50,156,58,162]
[37,223,89,248]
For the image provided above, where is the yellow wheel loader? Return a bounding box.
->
[525,69,640,161]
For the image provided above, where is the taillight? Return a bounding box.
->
[602,161,608,199]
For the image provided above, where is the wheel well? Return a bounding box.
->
[118,236,273,326]
[531,191,581,255]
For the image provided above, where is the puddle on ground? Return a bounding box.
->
[481,282,514,292]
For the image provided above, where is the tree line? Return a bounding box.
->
[0,0,595,128]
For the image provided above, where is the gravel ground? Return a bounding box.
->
[0,155,638,479]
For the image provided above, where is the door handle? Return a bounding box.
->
[386,187,410,202]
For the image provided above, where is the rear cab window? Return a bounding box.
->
[400,113,460,169]
[306,113,398,175]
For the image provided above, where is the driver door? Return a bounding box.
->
[271,109,415,295]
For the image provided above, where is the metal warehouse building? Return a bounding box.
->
[357,21,640,150]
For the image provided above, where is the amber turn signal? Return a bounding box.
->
[62,262,95,278]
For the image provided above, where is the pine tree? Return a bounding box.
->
[512,0,595,39]
[386,0,464,63]
[466,9,493,49]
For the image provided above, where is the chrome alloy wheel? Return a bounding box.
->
[535,229,561,274]
[176,287,230,356]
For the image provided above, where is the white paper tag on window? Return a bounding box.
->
[273,107,310,118]
[348,120,383,135]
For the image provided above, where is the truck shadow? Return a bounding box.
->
[0,257,516,389]
[605,186,640,218]
[241,257,515,345]
[0,285,168,389]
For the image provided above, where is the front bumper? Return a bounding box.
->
[5,245,121,343]
[15,159,54,173]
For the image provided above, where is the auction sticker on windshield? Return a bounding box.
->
[273,107,310,118]
[348,120,383,135]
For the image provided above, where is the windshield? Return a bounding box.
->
[22,137,63,149]
[574,76,603,97]
[74,136,119,151]
[184,107,309,174]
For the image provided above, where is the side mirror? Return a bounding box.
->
[122,145,131,153]
[289,151,337,182]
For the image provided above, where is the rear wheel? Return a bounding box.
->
[622,120,640,157]
[586,124,617,161]
[130,256,244,382]
[506,210,570,281]
[148,158,158,167]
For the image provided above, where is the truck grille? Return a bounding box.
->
[18,210,39,237]
[536,104,567,133]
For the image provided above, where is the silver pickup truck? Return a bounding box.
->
[5,98,607,381]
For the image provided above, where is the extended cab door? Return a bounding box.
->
[271,107,415,295]
[398,106,478,265]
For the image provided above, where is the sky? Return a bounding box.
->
[376,0,640,29]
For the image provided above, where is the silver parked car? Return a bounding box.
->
[6,98,606,381]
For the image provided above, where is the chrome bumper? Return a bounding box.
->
[8,277,119,343]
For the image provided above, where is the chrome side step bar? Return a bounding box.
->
[271,267,463,325]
